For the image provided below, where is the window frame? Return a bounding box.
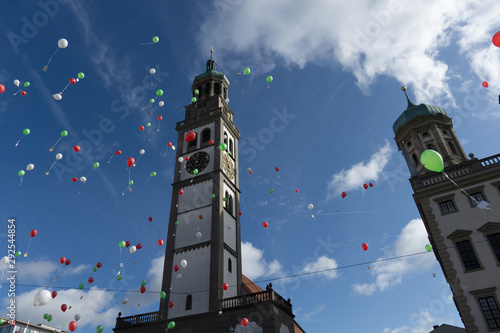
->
[434,194,459,215]
[447,230,484,273]
[478,222,500,266]
[461,185,488,208]
[185,294,192,311]
[228,257,232,273]
[470,287,500,331]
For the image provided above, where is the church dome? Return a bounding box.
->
[393,87,447,135]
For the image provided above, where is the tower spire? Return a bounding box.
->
[206,47,216,72]
[401,86,416,108]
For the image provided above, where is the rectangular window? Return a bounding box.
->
[448,141,457,154]
[487,232,500,263]
[456,240,481,270]
[479,296,500,329]
[470,192,485,206]
[439,200,456,214]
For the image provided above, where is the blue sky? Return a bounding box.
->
[1,0,500,332]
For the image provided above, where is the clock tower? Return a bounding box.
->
[158,49,242,319]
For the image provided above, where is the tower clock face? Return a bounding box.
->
[223,153,235,180]
[186,152,210,174]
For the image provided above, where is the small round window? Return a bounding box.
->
[422,132,429,138]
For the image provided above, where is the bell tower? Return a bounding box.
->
[158,49,242,319]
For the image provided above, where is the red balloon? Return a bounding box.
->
[88,277,94,284]
[60,257,66,264]
[96,262,102,268]
[140,286,146,294]
[363,183,368,189]
[72,177,77,182]
[115,150,122,155]
[492,31,500,47]
[65,259,71,265]
[51,291,57,299]
[168,301,174,308]
[185,131,196,142]
[127,157,135,167]
[0,84,5,93]
[241,318,249,327]
[73,146,81,152]
[369,183,373,187]
[69,78,76,84]
[199,215,203,219]
[61,304,67,312]
[184,156,189,161]
[68,321,77,332]
[295,189,299,193]
[275,167,279,172]
[140,126,145,131]
[178,190,184,195]
[157,239,164,246]
[136,243,143,249]
[149,217,153,222]
[125,241,130,247]
[222,283,229,291]
[30,230,37,237]
[174,265,179,272]
[157,116,162,121]
[238,211,242,216]
[262,221,268,228]
[341,192,347,198]
[362,243,368,251]
[209,139,214,145]
[482,81,489,88]
[21,91,26,96]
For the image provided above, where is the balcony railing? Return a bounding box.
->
[219,289,293,315]
[115,311,158,328]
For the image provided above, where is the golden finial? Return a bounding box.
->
[401,86,407,91]
[211,47,214,54]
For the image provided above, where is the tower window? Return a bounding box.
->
[439,200,456,214]
[448,141,457,154]
[487,233,500,263]
[201,128,211,147]
[407,141,412,148]
[469,192,485,206]
[196,86,202,98]
[224,132,228,146]
[214,83,221,96]
[422,132,429,138]
[228,258,232,273]
[206,83,211,96]
[412,153,419,167]
[224,191,229,210]
[478,296,500,329]
[228,195,233,216]
[185,294,192,311]
[456,240,481,271]
[442,130,448,135]
[188,133,197,152]
[427,144,435,150]
[224,87,228,99]
[229,139,233,156]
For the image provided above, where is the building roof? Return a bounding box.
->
[429,323,467,332]
[193,54,230,86]
[393,88,447,135]
[0,318,69,332]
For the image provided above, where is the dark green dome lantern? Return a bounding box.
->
[393,86,448,136]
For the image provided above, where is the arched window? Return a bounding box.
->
[224,191,229,210]
[228,195,233,215]
[201,128,210,147]
[448,142,457,154]
[407,141,412,148]
[188,133,197,152]
[214,83,221,96]
[205,83,210,97]
[224,132,228,146]
[224,87,228,99]
[412,153,419,167]
[229,139,233,156]
[422,132,429,138]
[185,294,192,311]
[427,144,435,150]
[228,258,232,273]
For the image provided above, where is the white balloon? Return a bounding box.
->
[180,259,187,268]
[26,164,34,171]
[196,232,202,239]
[80,177,87,183]
[227,224,232,230]
[140,149,145,155]
[129,246,136,254]
[176,273,181,279]
[178,157,184,163]
[53,94,62,100]
[76,78,79,82]
[172,146,176,150]
[56,153,63,160]
[14,79,20,87]
[149,68,156,74]
[225,98,229,104]
[33,290,52,306]
[1,256,8,265]
[159,101,164,107]
[58,38,68,48]
[121,298,128,304]
[307,204,314,210]
[246,168,252,173]
[74,314,81,321]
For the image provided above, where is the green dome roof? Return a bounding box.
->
[193,51,229,85]
[393,91,447,135]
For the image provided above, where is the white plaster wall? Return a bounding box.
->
[223,250,238,298]
[168,246,211,318]
[177,180,213,213]
[223,210,236,251]
[174,206,212,249]
[182,122,215,153]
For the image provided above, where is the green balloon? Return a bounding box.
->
[421,150,444,172]
[78,72,85,79]
[219,143,227,150]
[141,280,146,287]
[243,67,250,75]
[129,180,134,186]
[150,98,155,103]
[150,172,157,177]
[0,319,4,325]
[23,128,30,135]
[175,221,179,226]
[117,275,122,281]
[167,322,175,329]
[153,36,159,43]
[15,251,21,256]
[61,130,68,137]
[191,97,197,103]
[93,266,98,272]
[270,189,274,194]
[96,325,104,333]
[24,82,30,87]
[266,75,273,83]
[425,244,432,252]
[222,197,227,202]
[211,194,216,199]
[119,241,126,248]
[43,313,49,319]
[94,162,100,168]
[79,283,84,290]
[156,89,163,97]
[160,291,166,299]
[193,169,198,175]
[194,89,199,95]
[18,170,25,176]
[146,122,151,127]
[47,315,52,322]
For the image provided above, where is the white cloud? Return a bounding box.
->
[300,256,338,279]
[301,304,326,322]
[326,140,394,199]
[199,0,500,105]
[383,308,459,333]
[241,242,283,280]
[352,218,436,295]
[15,260,58,284]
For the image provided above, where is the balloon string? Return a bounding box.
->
[23,306,35,333]
[138,42,154,45]
[46,160,58,175]
[61,82,70,94]
[49,137,62,151]
[108,154,115,163]
[86,168,95,178]
[442,172,492,210]
[24,238,32,257]
[157,122,161,132]
[44,47,59,68]
[19,176,24,186]
[13,88,22,95]
[15,135,25,147]
[51,265,63,284]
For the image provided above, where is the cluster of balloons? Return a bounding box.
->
[362,183,374,189]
